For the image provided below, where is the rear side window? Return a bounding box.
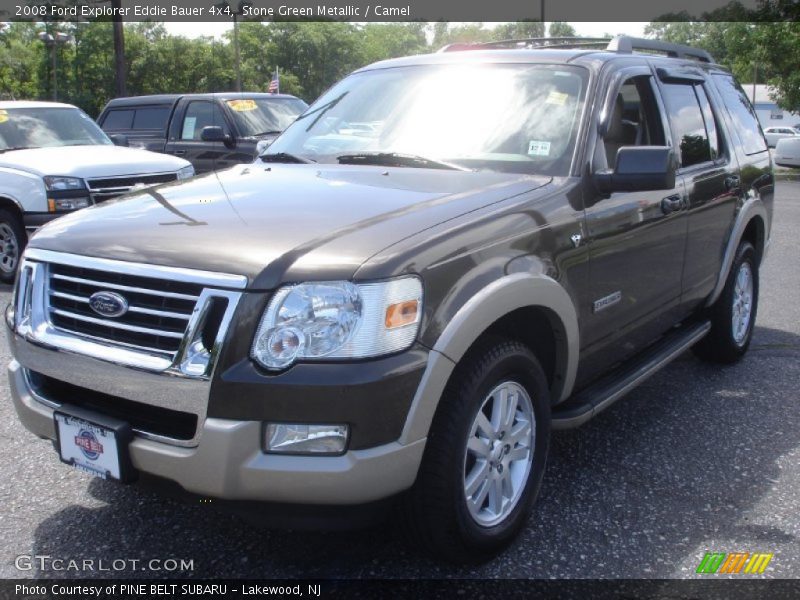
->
[695,85,720,160]
[102,109,134,130]
[661,82,712,168]
[712,73,768,155]
[131,107,170,130]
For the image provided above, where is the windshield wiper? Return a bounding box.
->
[0,146,35,153]
[259,152,315,164]
[252,130,282,137]
[336,152,470,171]
[294,92,349,132]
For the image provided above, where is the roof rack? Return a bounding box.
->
[440,35,715,63]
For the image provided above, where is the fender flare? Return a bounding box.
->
[706,198,768,308]
[399,272,580,445]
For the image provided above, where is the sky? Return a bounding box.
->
[162,22,649,40]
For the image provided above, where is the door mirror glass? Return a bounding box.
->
[594,146,677,193]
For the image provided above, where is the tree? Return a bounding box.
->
[548,22,576,38]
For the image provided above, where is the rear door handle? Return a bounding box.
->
[661,194,684,214]
[170,150,187,156]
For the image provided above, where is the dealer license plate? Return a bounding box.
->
[55,413,124,480]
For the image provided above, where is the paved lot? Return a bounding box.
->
[0,182,798,580]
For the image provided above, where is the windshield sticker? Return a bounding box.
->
[227,99,258,112]
[546,91,569,106]
[0,110,7,124]
[528,140,551,157]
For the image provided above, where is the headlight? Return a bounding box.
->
[43,176,85,191]
[251,277,423,370]
[177,165,195,180]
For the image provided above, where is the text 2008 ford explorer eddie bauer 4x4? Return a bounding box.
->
[7,37,773,562]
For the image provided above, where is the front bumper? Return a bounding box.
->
[9,359,425,504]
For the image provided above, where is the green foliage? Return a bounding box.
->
[5,18,797,117]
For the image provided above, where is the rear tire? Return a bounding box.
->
[0,209,25,284]
[403,338,551,563]
[693,241,758,363]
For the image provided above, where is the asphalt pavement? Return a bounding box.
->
[0,182,798,580]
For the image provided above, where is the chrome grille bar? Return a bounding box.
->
[49,290,191,321]
[51,308,186,339]
[50,273,200,301]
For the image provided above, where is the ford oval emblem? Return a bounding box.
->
[88,291,129,318]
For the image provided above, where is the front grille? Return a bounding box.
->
[47,263,203,357]
[31,371,198,441]
[87,173,178,203]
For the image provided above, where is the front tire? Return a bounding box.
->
[0,209,25,284]
[404,338,551,563]
[693,241,759,363]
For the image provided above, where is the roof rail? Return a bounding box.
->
[607,36,714,63]
[439,37,612,53]
[439,35,715,63]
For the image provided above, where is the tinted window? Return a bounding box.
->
[226,97,308,137]
[695,85,720,160]
[180,101,228,140]
[103,109,134,130]
[661,83,711,167]
[132,107,170,130]
[712,73,768,155]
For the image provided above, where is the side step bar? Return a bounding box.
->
[552,321,711,429]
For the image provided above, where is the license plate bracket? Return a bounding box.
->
[54,406,136,483]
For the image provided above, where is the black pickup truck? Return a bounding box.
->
[97,93,308,173]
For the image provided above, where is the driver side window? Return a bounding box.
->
[602,75,666,169]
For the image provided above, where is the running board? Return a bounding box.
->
[552,321,711,429]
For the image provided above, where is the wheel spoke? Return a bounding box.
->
[507,420,531,445]
[488,477,503,515]
[465,459,490,497]
[507,446,530,463]
[491,387,507,432]
[474,411,494,440]
[469,476,491,511]
[467,435,491,458]
[503,389,518,432]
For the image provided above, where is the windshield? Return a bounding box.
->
[0,107,111,150]
[226,97,309,137]
[267,63,588,175]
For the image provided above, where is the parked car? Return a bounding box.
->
[97,93,308,173]
[763,126,798,148]
[774,136,800,167]
[8,37,772,562]
[0,101,193,283]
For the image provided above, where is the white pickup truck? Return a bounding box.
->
[0,101,194,282]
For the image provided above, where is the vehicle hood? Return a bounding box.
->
[0,145,190,178]
[29,163,551,288]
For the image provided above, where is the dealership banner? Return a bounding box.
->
[3,579,800,599]
[1,0,772,22]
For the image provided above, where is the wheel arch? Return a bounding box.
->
[399,273,579,445]
[706,199,768,308]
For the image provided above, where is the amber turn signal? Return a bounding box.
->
[385,300,419,329]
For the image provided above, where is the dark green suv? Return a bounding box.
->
[7,36,772,562]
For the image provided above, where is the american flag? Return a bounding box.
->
[268,68,279,94]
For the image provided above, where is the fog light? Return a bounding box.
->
[264,423,349,455]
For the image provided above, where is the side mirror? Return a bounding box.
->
[593,146,676,193]
[201,126,235,148]
[108,134,129,147]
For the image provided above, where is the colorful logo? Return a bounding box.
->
[74,430,104,461]
[696,552,773,574]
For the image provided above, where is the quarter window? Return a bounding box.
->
[712,73,768,155]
